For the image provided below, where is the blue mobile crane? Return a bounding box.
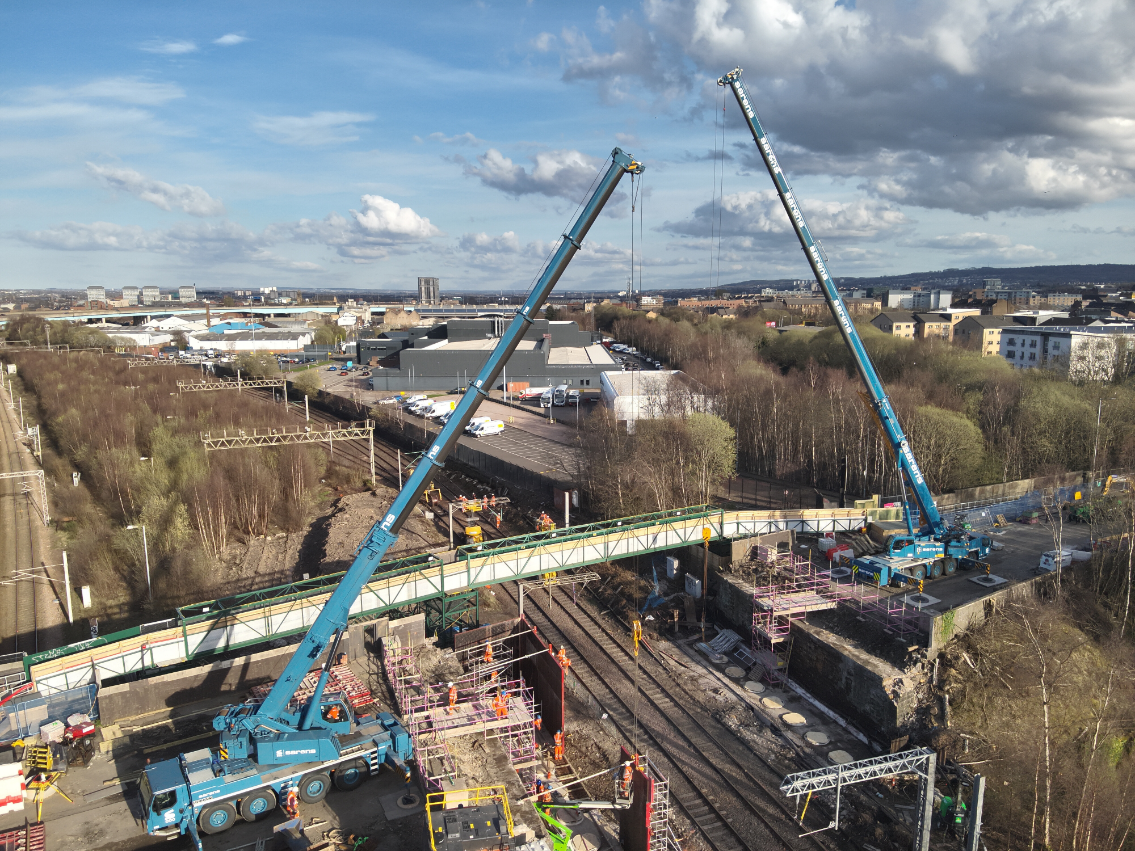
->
[718,69,990,584]
[140,147,645,846]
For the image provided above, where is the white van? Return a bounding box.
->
[1038,549,1073,572]
[553,384,569,406]
[408,398,434,416]
[465,416,492,434]
[471,420,504,438]
[426,400,455,419]
[539,389,554,408]
[401,394,427,408]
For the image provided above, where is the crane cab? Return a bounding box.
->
[141,760,191,836]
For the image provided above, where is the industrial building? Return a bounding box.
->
[141,286,160,305]
[599,370,706,431]
[363,318,619,392]
[185,328,313,353]
[418,276,440,306]
[178,284,197,302]
[85,285,106,305]
[121,286,139,305]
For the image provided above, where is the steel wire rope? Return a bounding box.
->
[709,86,721,290]
[715,85,727,292]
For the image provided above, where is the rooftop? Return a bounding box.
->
[601,369,700,397]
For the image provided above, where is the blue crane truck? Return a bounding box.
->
[718,69,991,586]
[139,146,644,847]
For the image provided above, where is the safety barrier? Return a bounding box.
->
[25,504,869,695]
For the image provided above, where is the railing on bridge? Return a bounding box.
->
[23,504,870,694]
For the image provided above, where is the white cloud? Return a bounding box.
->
[252,111,374,146]
[458,231,523,267]
[531,32,556,52]
[86,163,225,217]
[214,34,249,46]
[555,0,1135,215]
[663,190,909,241]
[463,148,603,200]
[429,131,484,146]
[140,39,198,55]
[909,231,1053,260]
[17,194,441,268]
[71,78,185,105]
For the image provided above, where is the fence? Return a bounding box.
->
[11,683,98,738]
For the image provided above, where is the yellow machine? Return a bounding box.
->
[422,481,442,507]
[465,526,484,545]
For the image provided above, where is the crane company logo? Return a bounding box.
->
[380,512,397,531]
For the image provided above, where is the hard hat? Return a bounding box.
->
[448,682,454,687]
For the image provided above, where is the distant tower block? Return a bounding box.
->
[178,284,197,302]
[418,276,440,306]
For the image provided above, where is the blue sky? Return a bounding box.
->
[4,1,1135,292]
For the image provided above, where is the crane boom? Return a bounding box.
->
[224,147,644,750]
[718,68,946,538]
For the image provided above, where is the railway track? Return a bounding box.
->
[0,386,39,656]
[498,579,834,851]
[242,388,523,545]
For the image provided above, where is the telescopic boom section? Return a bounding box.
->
[252,148,645,725]
[718,68,946,538]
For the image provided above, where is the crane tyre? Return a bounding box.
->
[909,565,926,581]
[943,558,957,575]
[299,771,331,804]
[199,802,238,834]
[930,561,943,579]
[240,789,276,822]
[334,759,368,792]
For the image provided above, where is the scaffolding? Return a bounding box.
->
[635,754,683,851]
[751,546,836,684]
[383,634,538,792]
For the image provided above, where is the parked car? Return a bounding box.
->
[377,396,402,405]
[339,370,349,376]
[327,365,338,371]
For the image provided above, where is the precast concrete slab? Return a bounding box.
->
[781,712,808,726]
[829,750,854,765]
[804,731,830,747]
[743,681,765,695]
[969,575,1008,588]
[761,696,784,710]
[901,593,941,609]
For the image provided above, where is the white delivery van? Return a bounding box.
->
[401,394,427,408]
[1038,549,1074,572]
[539,390,554,408]
[553,384,569,406]
[465,417,492,434]
[408,398,435,416]
[426,401,456,419]
[471,420,505,438]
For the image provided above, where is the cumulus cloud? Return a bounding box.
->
[214,34,248,46]
[429,131,484,146]
[252,111,374,146]
[86,163,225,217]
[663,190,909,242]
[140,39,197,55]
[18,194,441,268]
[463,148,603,200]
[553,0,1135,215]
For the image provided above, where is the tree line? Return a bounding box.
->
[578,304,1135,498]
[11,350,339,619]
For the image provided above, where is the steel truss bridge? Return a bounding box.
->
[23,504,870,694]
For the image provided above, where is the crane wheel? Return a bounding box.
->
[942,557,957,575]
[240,789,277,822]
[199,802,238,834]
[334,759,368,791]
[299,771,331,804]
[909,565,926,581]
[930,560,943,579]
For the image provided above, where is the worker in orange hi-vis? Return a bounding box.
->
[447,682,458,715]
[553,730,564,761]
[534,712,542,733]
[556,646,570,670]
[483,641,493,664]
[621,762,633,795]
[283,786,300,820]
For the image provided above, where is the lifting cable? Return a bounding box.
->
[709,85,727,291]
